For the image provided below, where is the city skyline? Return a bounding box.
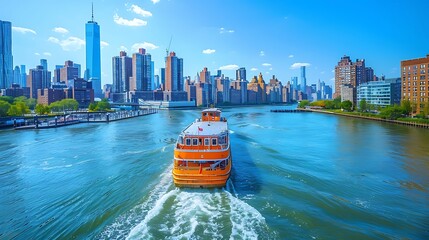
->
[1,0,429,89]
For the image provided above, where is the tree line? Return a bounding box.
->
[0,96,111,117]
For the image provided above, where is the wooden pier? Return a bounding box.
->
[270,109,311,113]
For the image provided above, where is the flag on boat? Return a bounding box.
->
[198,127,203,131]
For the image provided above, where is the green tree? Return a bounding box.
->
[341,100,353,111]
[0,96,13,104]
[423,101,429,119]
[401,100,412,116]
[333,96,342,109]
[298,100,310,108]
[61,99,79,111]
[96,98,111,111]
[88,102,97,111]
[359,99,368,112]
[380,105,405,120]
[0,100,11,116]
[26,98,37,110]
[35,104,50,115]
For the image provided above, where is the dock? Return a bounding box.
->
[14,109,157,130]
[270,109,311,113]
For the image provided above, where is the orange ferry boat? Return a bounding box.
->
[172,108,232,188]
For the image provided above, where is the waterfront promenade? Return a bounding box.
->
[13,108,157,130]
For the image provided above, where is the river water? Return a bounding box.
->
[0,105,428,239]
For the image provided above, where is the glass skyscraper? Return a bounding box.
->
[300,66,306,92]
[0,20,13,89]
[85,6,101,97]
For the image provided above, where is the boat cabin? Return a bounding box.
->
[202,108,222,122]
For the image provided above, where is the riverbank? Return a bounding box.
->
[308,108,429,128]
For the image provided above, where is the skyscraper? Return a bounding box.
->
[236,67,246,81]
[112,51,132,100]
[60,60,79,85]
[165,51,183,91]
[20,65,26,87]
[300,66,306,92]
[130,48,152,91]
[27,65,51,99]
[0,20,13,89]
[13,66,20,86]
[85,4,101,97]
[40,59,48,71]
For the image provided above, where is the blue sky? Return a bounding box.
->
[2,0,428,89]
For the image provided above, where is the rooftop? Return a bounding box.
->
[183,120,228,136]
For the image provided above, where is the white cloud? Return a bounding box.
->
[101,41,109,47]
[53,27,69,34]
[48,36,85,51]
[129,4,152,17]
[219,64,239,71]
[202,49,216,54]
[114,14,147,27]
[12,26,36,35]
[269,67,273,71]
[43,52,52,56]
[331,69,335,73]
[151,0,160,3]
[131,42,159,52]
[219,27,234,34]
[262,63,271,67]
[290,62,311,69]
[288,54,294,58]
[320,71,325,74]
[34,53,40,56]
[119,45,128,51]
[250,67,258,71]
[259,51,265,57]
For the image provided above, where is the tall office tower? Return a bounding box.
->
[154,75,160,89]
[85,3,101,97]
[0,20,13,89]
[112,51,132,93]
[236,67,246,81]
[200,67,210,83]
[165,51,183,91]
[131,48,152,91]
[160,68,165,89]
[13,66,20,85]
[27,65,51,99]
[74,63,81,78]
[151,61,155,90]
[401,54,429,114]
[291,76,298,91]
[60,60,79,85]
[300,66,306,92]
[53,65,62,83]
[40,59,48,71]
[355,59,366,85]
[365,67,374,83]
[20,65,26,87]
[217,70,222,78]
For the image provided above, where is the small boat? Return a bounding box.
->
[172,108,232,188]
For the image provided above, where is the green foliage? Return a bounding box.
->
[423,101,429,119]
[26,98,37,110]
[96,98,111,111]
[359,99,368,112]
[0,96,14,104]
[379,105,405,120]
[0,100,11,117]
[7,101,30,116]
[88,102,97,111]
[310,100,326,108]
[341,100,353,111]
[298,100,310,108]
[400,100,412,116]
[49,99,79,113]
[35,104,50,115]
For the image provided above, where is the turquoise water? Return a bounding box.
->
[0,106,428,239]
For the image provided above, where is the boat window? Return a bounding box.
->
[185,138,191,146]
[204,138,210,146]
[218,136,225,144]
[192,138,198,146]
[199,138,203,145]
[178,136,184,145]
[212,138,217,146]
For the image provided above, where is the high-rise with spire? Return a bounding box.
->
[85,3,101,98]
[0,20,13,90]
